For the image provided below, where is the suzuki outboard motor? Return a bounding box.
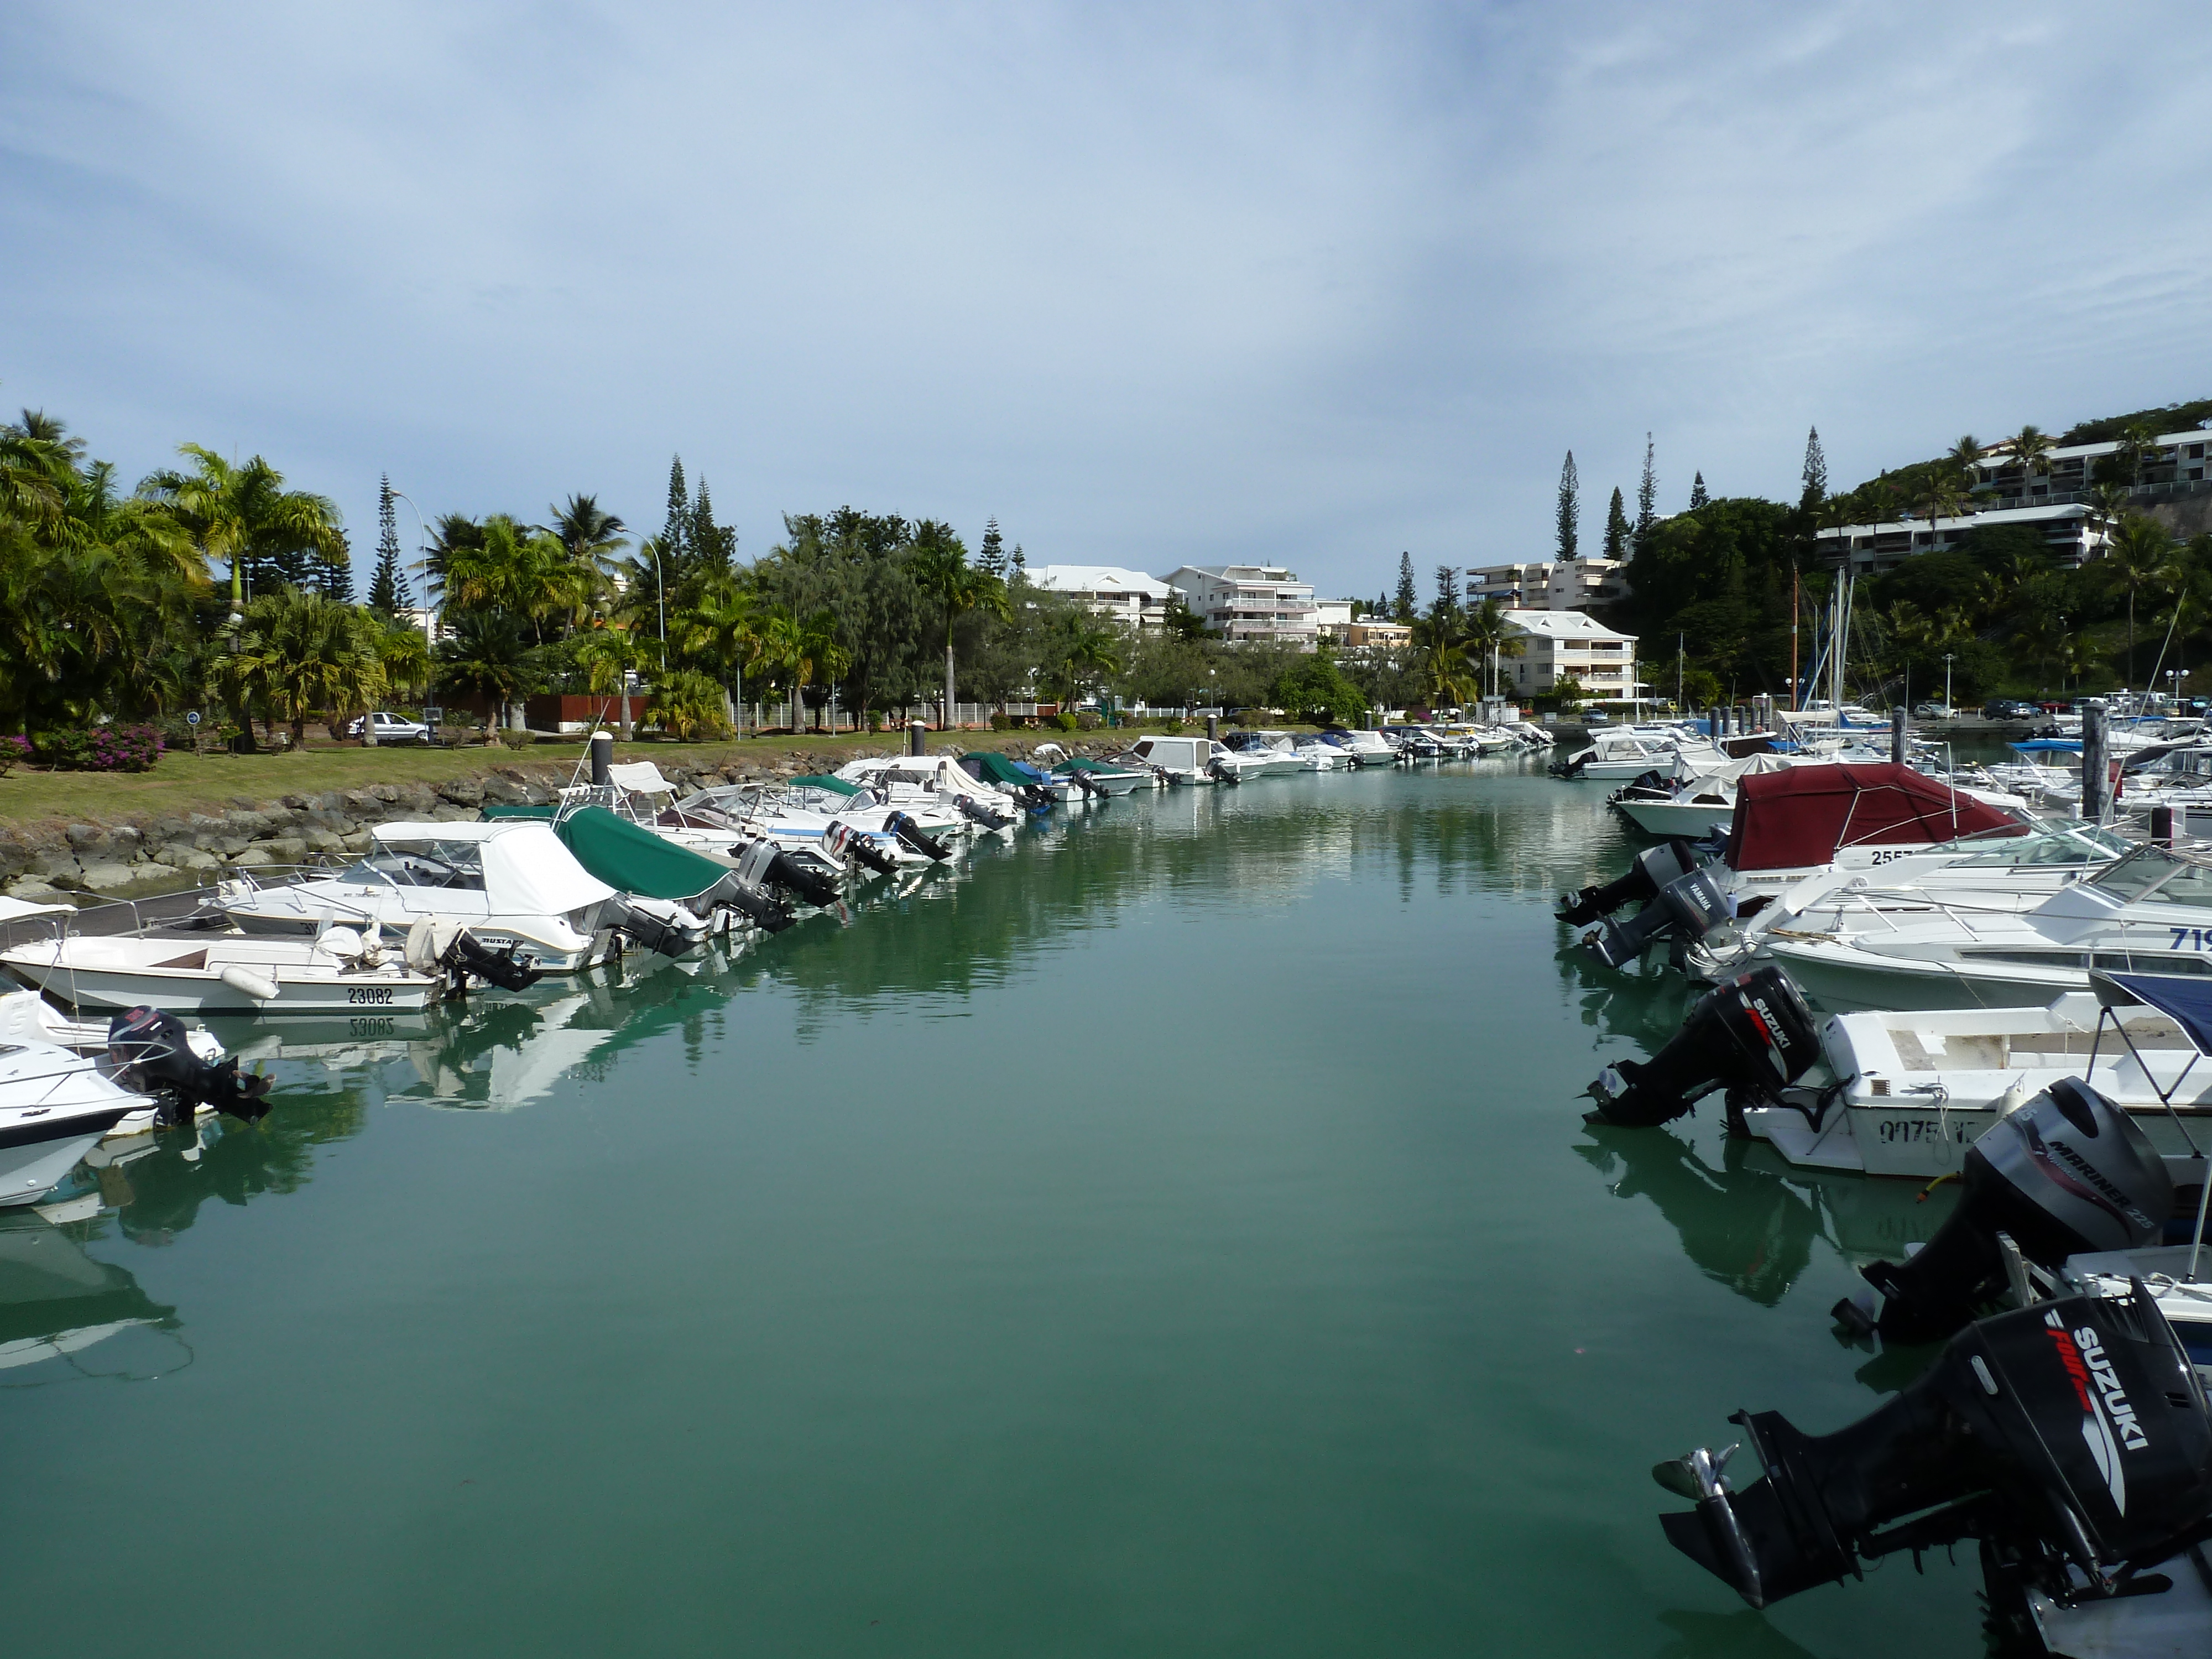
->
[1656,1288,2212,1610]
[107,1005,274,1125]
[602,895,708,958]
[765,848,843,909]
[1587,966,1820,1128]
[1841,1078,2171,1343]
[885,811,951,861]
[828,819,901,875]
[1584,865,1734,969]
[1557,839,1700,926]
[444,930,543,990]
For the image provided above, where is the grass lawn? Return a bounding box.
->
[0,724,1184,828]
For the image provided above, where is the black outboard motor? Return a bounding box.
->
[828,820,901,875]
[765,848,843,909]
[1586,966,1820,1128]
[954,794,1016,832]
[1656,1287,2212,1610]
[601,895,707,958]
[718,843,797,933]
[885,811,951,861]
[1064,769,1104,799]
[107,1005,274,1125]
[1840,1078,2172,1343]
[444,931,542,990]
[1558,839,1701,926]
[1583,865,1735,969]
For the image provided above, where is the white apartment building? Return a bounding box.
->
[1312,598,1356,637]
[1974,427,2212,504]
[1468,557,1628,612]
[1164,564,1319,646]
[1502,609,1637,701]
[1814,501,2111,571]
[1026,565,1175,629]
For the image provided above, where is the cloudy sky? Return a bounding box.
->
[5,2,2209,600]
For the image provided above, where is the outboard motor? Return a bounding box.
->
[1583,864,1734,969]
[954,793,1017,832]
[444,930,543,990]
[884,811,951,861]
[718,842,797,933]
[1656,1287,2212,1610]
[1586,966,1820,1128]
[828,819,900,875]
[763,848,842,909]
[602,895,709,958]
[1840,1078,2171,1343]
[107,1005,273,1125]
[1065,769,1104,799]
[1558,840,1701,926]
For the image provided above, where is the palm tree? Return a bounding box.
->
[240,588,387,745]
[907,525,1008,729]
[143,445,345,620]
[1911,474,1965,552]
[2115,420,2163,487]
[439,613,544,738]
[2006,425,2054,497]
[2106,514,2179,686]
[2085,481,2130,554]
[575,625,645,739]
[1457,598,1525,697]
[550,494,629,629]
[673,577,761,731]
[1057,619,1124,708]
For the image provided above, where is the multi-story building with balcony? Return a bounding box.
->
[1026,566,1175,629]
[1163,564,1319,646]
[1814,501,2110,571]
[1468,557,1629,612]
[1501,609,1637,702]
[1973,428,2212,507]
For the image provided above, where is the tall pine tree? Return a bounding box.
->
[369,473,412,615]
[1634,432,1657,545]
[1601,487,1630,560]
[1800,427,1827,512]
[978,517,1005,578]
[660,456,690,571]
[319,536,354,602]
[688,478,735,574]
[1688,471,1710,510]
[1556,452,1579,561]
[1432,564,1460,620]
[1393,551,1417,622]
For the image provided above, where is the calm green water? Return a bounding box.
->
[4,768,1976,1658]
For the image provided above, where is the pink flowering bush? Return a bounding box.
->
[0,734,29,777]
[30,724,165,773]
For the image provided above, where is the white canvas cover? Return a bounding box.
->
[478,823,617,914]
[606,761,674,793]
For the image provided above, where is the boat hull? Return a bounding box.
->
[1613,797,1734,836]
[1,953,437,1015]
[1,1107,132,1206]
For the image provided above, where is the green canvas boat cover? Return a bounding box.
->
[787,774,863,795]
[1058,757,1129,775]
[555,805,731,902]
[482,804,556,820]
[958,752,1032,786]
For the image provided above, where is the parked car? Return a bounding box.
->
[2036,700,2068,713]
[343,711,432,743]
[1912,701,1953,718]
[1981,698,2039,721]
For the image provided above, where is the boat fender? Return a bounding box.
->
[107,1004,274,1124]
[885,811,951,861]
[218,963,281,1001]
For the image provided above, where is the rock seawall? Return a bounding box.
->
[0,740,1124,904]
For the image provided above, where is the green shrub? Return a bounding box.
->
[31,724,164,772]
[499,728,537,750]
[1073,711,1103,731]
[989,711,1013,731]
[1053,711,1079,732]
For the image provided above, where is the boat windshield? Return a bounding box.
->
[1936,822,2129,868]
[2089,846,2212,907]
[340,844,486,890]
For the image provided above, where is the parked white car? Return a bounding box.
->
[345,711,432,743]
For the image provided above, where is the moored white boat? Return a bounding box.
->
[0,1041,145,1206]
[0,927,442,1015]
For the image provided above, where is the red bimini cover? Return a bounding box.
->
[1724,762,2021,873]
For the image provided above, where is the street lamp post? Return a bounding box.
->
[1943,652,1954,716]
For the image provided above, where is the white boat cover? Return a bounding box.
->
[369,821,614,914]
[0,895,75,922]
[606,761,675,793]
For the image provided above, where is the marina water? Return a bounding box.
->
[6,765,1978,1657]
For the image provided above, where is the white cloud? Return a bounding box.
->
[3,1,2209,596]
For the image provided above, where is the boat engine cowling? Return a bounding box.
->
[828,820,901,875]
[717,844,797,933]
[954,794,1016,832]
[602,895,708,958]
[1586,966,1820,1128]
[1558,840,1700,926]
[107,1005,274,1124]
[765,848,843,909]
[1657,1288,2212,1610]
[1584,865,1735,969]
[444,930,543,990]
[1843,1078,2171,1343]
[885,811,951,861]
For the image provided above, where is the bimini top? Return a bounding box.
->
[367,820,614,914]
[1724,762,2022,873]
[2096,971,2212,1058]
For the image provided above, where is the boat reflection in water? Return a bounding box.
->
[0,1211,180,1379]
[1577,1124,1955,1307]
